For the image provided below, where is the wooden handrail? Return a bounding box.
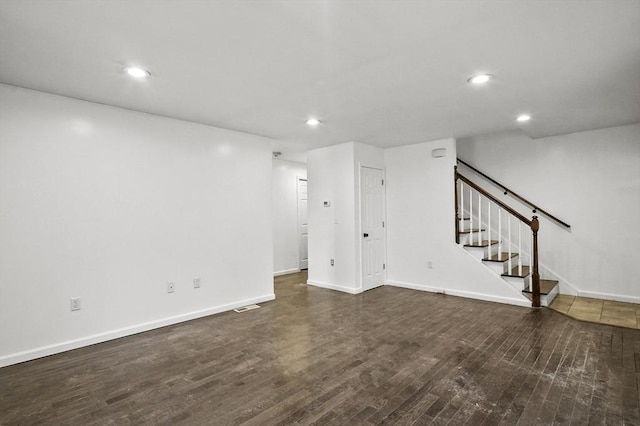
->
[456,173,532,226]
[457,158,570,229]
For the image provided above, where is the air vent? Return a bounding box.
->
[233,304,260,313]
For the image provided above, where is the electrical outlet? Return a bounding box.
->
[167,282,175,293]
[70,297,81,311]
[193,277,201,288]
[330,259,334,266]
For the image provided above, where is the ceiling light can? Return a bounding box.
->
[468,74,493,84]
[516,114,531,122]
[306,118,320,126]
[124,66,150,78]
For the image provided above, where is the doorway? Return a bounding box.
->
[360,166,385,291]
[297,178,308,270]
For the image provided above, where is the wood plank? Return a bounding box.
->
[0,271,638,425]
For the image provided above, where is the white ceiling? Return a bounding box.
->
[1,0,639,157]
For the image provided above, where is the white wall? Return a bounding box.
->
[272,159,306,275]
[457,124,640,303]
[385,138,531,306]
[307,142,385,294]
[0,84,275,366]
[307,139,523,304]
[307,142,357,293]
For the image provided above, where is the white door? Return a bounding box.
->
[297,178,308,270]
[361,167,385,291]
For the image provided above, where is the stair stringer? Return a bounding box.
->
[538,263,577,296]
[456,243,531,305]
[460,208,563,305]
[386,238,533,308]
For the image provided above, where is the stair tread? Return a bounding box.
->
[483,252,519,262]
[459,228,484,234]
[464,239,498,248]
[522,279,559,295]
[502,265,530,278]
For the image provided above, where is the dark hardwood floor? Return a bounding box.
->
[1,271,638,425]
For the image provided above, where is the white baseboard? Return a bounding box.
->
[577,290,640,304]
[0,293,275,368]
[385,280,445,294]
[537,264,638,303]
[273,268,300,277]
[535,266,638,303]
[307,280,361,295]
[385,280,531,308]
[537,264,579,296]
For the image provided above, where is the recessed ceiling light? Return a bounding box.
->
[516,114,531,122]
[124,66,150,78]
[306,118,320,126]
[468,74,493,84]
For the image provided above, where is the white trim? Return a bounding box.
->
[461,197,640,303]
[537,264,578,296]
[385,281,532,308]
[456,241,530,298]
[0,293,275,368]
[296,176,308,271]
[540,284,560,307]
[307,280,361,295]
[531,257,640,303]
[385,280,444,294]
[274,268,300,277]
[358,163,387,292]
[577,290,640,304]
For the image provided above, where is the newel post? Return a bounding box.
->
[531,216,541,308]
[454,166,460,244]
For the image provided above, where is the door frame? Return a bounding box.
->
[297,176,308,271]
[358,164,386,291]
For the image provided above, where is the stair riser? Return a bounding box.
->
[459,232,485,246]
[524,277,536,291]
[541,285,559,307]
[502,275,528,292]
[483,262,505,275]
[461,235,523,258]
[482,261,517,275]
[464,246,487,260]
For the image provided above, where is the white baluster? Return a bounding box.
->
[459,181,464,233]
[469,189,473,245]
[507,215,512,274]
[518,221,523,276]
[530,231,534,291]
[498,209,502,256]
[478,193,482,245]
[487,201,492,258]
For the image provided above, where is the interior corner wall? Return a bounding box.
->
[456,124,640,303]
[306,142,357,293]
[384,138,531,307]
[272,159,307,275]
[0,84,274,367]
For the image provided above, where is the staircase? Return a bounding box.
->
[454,162,565,308]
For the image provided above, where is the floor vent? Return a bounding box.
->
[234,304,260,313]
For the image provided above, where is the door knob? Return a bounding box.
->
[363,233,369,238]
